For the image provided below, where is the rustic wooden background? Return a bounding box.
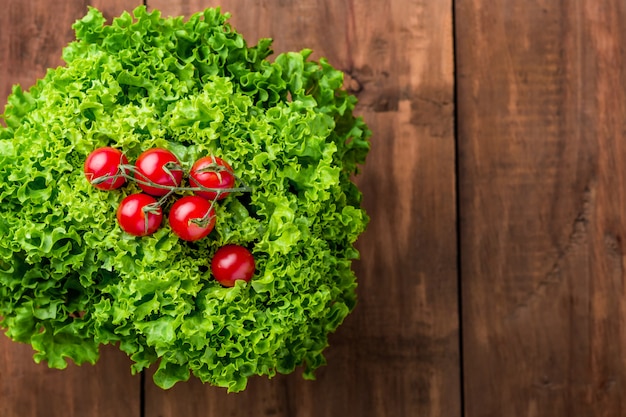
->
[1,0,625,416]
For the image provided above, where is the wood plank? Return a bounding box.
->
[457,1,626,415]
[144,1,459,416]
[0,338,140,417]
[0,1,141,417]
[0,0,140,108]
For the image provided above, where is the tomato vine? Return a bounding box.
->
[85,146,255,286]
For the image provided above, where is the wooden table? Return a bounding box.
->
[0,1,624,416]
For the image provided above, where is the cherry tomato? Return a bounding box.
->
[84,147,128,190]
[168,195,216,241]
[116,193,163,236]
[189,156,236,201]
[134,148,184,196]
[211,244,255,287]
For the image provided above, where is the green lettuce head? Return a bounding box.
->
[0,6,370,391]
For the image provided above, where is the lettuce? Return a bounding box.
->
[0,6,370,392]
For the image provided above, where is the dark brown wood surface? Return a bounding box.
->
[145,1,458,417]
[0,342,139,417]
[0,1,141,417]
[456,0,626,416]
[5,0,626,416]
[1,1,458,416]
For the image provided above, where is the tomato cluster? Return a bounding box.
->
[84,146,255,286]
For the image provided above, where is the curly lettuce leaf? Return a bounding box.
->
[0,6,370,392]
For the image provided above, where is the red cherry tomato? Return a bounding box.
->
[189,156,236,201]
[116,193,163,236]
[169,196,216,241]
[211,245,255,287]
[84,147,128,190]
[133,148,184,196]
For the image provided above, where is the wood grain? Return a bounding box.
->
[143,1,459,417]
[457,1,626,415]
[0,0,620,415]
[0,1,141,417]
[0,0,139,109]
[0,338,140,417]
[1,0,460,415]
